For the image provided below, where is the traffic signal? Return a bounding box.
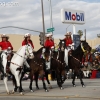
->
[39,32,44,46]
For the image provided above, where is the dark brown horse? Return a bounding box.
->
[59,40,91,87]
[29,47,51,92]
[34,45,66,90]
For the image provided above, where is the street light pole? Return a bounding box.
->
[41,0,45,43]
[49,0,53,34]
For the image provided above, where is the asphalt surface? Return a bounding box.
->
[0,79,100,100]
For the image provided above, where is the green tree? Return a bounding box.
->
[77,30,83,38]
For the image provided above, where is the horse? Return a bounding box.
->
[1,44,34,95]
[13,46,51,92]
[59,39,91,87]
[29,47,51,92]
[34,44,66,90]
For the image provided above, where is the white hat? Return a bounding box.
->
[24,33,31,38]
[49,32,53,36]
[1,34,9,38]
[45,33,51,37]
[65,32,72,36]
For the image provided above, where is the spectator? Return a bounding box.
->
[82,62,91,78]
[85,51,93,70]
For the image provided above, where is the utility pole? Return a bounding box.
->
[41,0,45,44]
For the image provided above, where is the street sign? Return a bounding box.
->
[47,27,55,32]
[73,34,80,50]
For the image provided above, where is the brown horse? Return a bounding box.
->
[29,47,51,92]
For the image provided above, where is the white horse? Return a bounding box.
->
[1,44,34,95]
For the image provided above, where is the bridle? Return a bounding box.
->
[14,45,33,59]
[81,43,87,53]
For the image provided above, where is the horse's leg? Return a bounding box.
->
[12,75,18,93]
[78,70,85,87]
[14,72,23,95]
[45,71,52,89]
[29,72,34,92]
[19,71,26,92]
[35,73,39,89]
[4,76,10,94]
[61,70,66,84]
[2,58,10,94]
[40,70,48,92]
[56,71,63,90]
[72,71,76,87]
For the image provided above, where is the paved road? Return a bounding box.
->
[0,79,100,100]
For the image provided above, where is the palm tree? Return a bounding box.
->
[77,30,83,38]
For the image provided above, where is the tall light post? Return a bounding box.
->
[48,0,53,34]
[41,0,45,43]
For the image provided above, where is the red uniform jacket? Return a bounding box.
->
[44,39,54,48]
[22,40,34,49]
[0,41,13,50]
[64,38,73,46]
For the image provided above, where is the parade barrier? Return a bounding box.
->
[90,70,98,79]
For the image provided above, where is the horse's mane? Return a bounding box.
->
[72,44,82,55]
[33,47,44,55]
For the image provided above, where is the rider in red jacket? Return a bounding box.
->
[0,34,13,50]
[0,34,13,67]
[64,32,73,46]
[22,33,34,71]
[22,33,34,49]
[44,33,54,48]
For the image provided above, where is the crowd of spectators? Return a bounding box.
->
[81,50,100,78]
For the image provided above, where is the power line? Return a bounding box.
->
[0,26,41,33]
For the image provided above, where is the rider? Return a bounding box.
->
[22,33,34,49]
[44,33,54,49]
[43,33,54,70]
[63,32,73,69]
[0,34,13,67]
[22,33,34,71]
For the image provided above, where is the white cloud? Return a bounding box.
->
[0,0,99,40]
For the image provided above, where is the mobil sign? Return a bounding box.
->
[61,9,85,24]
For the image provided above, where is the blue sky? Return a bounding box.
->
[0,0,100,40]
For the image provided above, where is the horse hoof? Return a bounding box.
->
[82,85,85,88]
[7,92,10,95]
[73,85,76,87]
[45,89,49,92]
[20,92,24,95]
[11,90,15,94]
[31,90,34,92]
[60,87,63,90]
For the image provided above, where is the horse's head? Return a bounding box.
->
[81,41,91,52]
[42,47,51,62]
[25,44,34,59]
[59,39,66,51]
